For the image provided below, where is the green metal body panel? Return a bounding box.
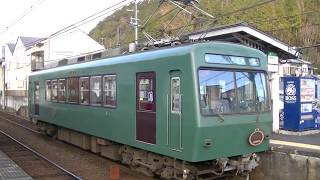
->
[29,42,272,162]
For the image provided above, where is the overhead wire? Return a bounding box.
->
[169,0,276,38]
[297,44,320,50]
[6,0,320,67]
[5,0,46,30]
[266,23,320,33]
[8,0,135,53]
[49,0,135,39]
[0,0,46,37]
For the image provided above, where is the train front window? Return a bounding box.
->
[199,69,268,115]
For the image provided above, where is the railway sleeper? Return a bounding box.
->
[37,121,256,179]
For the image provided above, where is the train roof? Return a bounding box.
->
[29,41,266,77]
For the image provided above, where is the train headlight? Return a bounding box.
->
[248,128,265,146]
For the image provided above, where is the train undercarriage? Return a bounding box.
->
[36,121,259,179]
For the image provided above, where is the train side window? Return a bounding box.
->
[51,80,58,101]
[138,78,154,111]
[58,79,66,102]
[67,77,79,103]
[90,76,102,106]
[46,80,51,101]
[79,77,90,105]
[103,75,116,107]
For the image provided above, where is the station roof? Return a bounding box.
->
[187,22,299,59]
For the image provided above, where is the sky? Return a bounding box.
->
[0,0,134,44]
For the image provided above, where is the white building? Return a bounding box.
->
[1,30,104,113]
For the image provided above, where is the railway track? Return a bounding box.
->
[0,114,41,134]
[0,111,153,180]
[0,129,82,180]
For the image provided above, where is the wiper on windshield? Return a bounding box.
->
[215,106,225,122]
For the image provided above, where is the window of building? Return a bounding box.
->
[103,75,116,107]
[31,51,44,71]
[67,77,79,103]
[80,77,90,105]
[46,80,51,101]
[51,80,58,101]
[290,67,296,75]
[58,79,66,102]
[92,53,102,59]
[90,76,102,105]
[77,56,85,62]
[283,67,290,75]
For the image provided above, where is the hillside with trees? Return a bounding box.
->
[89,0,319,72]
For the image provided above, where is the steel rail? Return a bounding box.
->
[0,129,82,180]
[0,111,28,121]
[0,116,41,134]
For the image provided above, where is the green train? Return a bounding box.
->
[28,42,272,179]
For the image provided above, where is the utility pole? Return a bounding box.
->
[129,0,139,45]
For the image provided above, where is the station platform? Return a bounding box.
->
[0,150,32,180]
[270,131,320,157]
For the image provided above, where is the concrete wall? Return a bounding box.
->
[5,96,27,111]
[251,151,320,180]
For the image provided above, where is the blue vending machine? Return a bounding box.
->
[283,77,317,131]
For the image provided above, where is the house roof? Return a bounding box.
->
[6,43,15,54]
[187,22,299,59]
[19,36,43,48]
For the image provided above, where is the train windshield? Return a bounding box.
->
[199,69,269,115]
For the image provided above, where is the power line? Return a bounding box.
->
[297,44,320,50]
[9,0,134,51]
[249,11,320,24]
[3,0,46,31]
[169,0,276,36]
[199,0,276,31]
[266,23,320,33]
[7,1,135,65]
[217,0,276,20]
[49,0,134,39]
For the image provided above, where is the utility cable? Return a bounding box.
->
[9,0,134,51]
[0,0,46,37]
[49,0,134,38]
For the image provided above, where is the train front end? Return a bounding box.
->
[188,43,272,177]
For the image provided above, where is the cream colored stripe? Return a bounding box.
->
[270,140,320,150]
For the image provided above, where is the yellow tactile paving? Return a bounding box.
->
[270,139,320,151]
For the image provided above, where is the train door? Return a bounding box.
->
[169,70,182,151]
[34,81,40,115]
[28,81,34,115]
[136,72,156,144]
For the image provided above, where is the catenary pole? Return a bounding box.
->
[134,0,138,44]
